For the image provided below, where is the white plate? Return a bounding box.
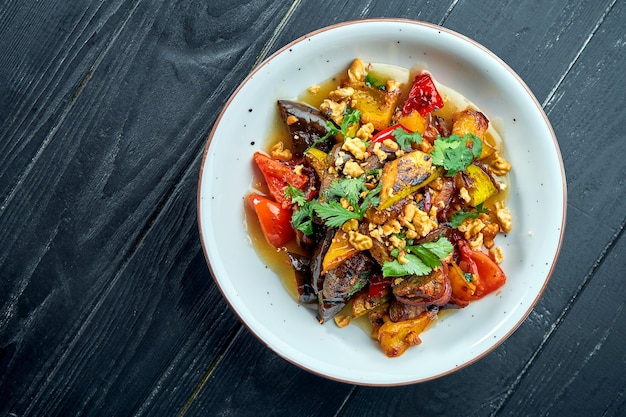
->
[197,19,566,385]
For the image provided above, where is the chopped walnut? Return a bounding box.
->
[481,222,500,249]
[389,235,406,249]
[495,204,512,233]
[382,219,402,236]
[459,187,471,203]
[356,122,375,141]
[382,138,399,151]
[468,232,484,251]
[489,153,512,176]
[341,218,359,232]
[329,87,355,101]
[308,85,320,94]
[320,99,347,125]
[342,137,367,160]
[285,115,299,125]
[348,230,373,251]
[334,314,351,328]
[489,247,504,264]
[270,142,292,161]
[372,142,388,163]
[348,59,366,83]
[343,160,365,178]
[397,250,410,265]
[458,217,486,240]
[403,202,418,224]
[412,207,437,237]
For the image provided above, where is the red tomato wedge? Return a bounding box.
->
[253,152,308,209]
[248,193,294,247]
[458,240,506,299]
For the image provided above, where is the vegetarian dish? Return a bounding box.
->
[246,59,513,357]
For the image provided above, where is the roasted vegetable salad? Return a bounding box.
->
[246,59,512,357]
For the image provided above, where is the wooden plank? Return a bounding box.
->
[495,228,626,416]
[442,0,617,103]
[260,0,458,57]
[0,0,137,204]
[330,0,626,415]
[0,0,299,414]
[184,329,355,417]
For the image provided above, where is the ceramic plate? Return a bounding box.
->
[197,19,566,385]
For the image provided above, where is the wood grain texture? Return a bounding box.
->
[1,0,625,416]
[0,0,298,414]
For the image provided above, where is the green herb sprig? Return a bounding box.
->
[382,237,453,278]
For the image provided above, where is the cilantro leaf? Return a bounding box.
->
[291,204,314,235]
[307,108,361,151]
[382,237,453,278]
[359,181,382,214]
[431,133,483,176]
[365,74,386,90]
[284,185,307,207]
[313,201,361,228]
[382,254,431,277]
[328,176,367,207]
[392,127,422,151]
[448,203,488,228]
[419,237,454,259]
[285,185,316,235]
[340,107,362,135]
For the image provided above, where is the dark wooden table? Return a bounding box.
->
[1,1,625,416]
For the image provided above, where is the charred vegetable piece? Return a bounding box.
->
[463,163,499,206]
[451,108,496,160]
[376,312,434,357]
[277,100,334,155]
[445,259,476,307]
[247,194,294,247]
[286,252,316,303]
[458,240,506,299]
[322,229,359,274]
[392,267,451,307]
[304,147,329,179]
[253,152,308,209]
[378,150,440,210]
[388,300,427,322]
[350,85,401,131]
[311,228,335,295]
[318,252,374,323]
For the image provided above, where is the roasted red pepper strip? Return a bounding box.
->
[248,193,294,247]
[253,152,308,208]
[402,72,444,116]
[458,240,506,299]
[371,124,403,144]
[368,273,392,298]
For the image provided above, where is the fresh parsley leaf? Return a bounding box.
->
[365,74,386,90]
[420,237,454,259]
[307,108,362,151]
[382,254,431,277]
[313,201,360,228]
[449,203,488,228]
[328,176,367,207]
[392,127,422,151]
[291,203,315,235]
[382,237,453,278]
[431,133,483,176]
[284,185,307,207]
[340,108,362,135]
[359,181,382,214]
[285,186,316,235]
